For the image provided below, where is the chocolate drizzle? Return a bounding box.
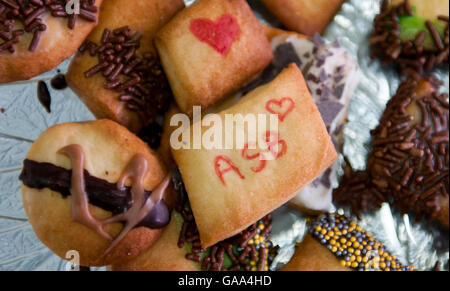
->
[370,0,449,74]
[80,26,172,126]
[173,169,279,271]
[0,0,98,53]
[58,145,111,240]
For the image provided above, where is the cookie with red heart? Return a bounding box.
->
[155,0,273,116]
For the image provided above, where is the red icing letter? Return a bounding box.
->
[214,155,245,186]
[190,14,241,56]
[265,97,295,122]
[242,142,267,173]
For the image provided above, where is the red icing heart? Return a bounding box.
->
[190,14,241,56]
[265,97,295,122]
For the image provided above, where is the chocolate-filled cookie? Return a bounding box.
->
[370,0,449,74]
[0,0,103,83]
[20,120,173,266]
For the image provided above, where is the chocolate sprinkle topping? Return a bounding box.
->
[81,26,172,126]
[370,0,449,74]
[172,169,279,271]
[0,0,98,54]
[335,77,449,223]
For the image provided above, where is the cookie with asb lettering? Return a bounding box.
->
[20,120,171,266]
[0,0,102,84]
[261,0,345,36]
[155,0,273,115]
[172,64,337,248]
[66,0,184,133]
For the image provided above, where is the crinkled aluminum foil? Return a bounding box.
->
[0,0,448,271]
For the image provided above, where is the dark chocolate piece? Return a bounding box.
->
[37,81,51,113]
[50,74,68,90]
[316,101,344,125]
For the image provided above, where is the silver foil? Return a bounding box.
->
[0,0,448,271]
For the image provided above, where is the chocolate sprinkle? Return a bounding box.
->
[0,0,98,54]
[370,0,449,74]
[37,80,51,113]
[172,169,279,271]
[81,26,172,126]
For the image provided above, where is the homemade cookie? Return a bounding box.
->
[155,0,273,115]
[249,28,359,214]
[282,213,415,271]
[0,0,102,83]
[20,120,171,266]
[112,169,279,271]
[370,0,449,74]
[172,64,337,248]
[261,0,345,36]
[66,0,184,133]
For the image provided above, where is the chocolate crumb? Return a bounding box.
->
[50,74,68,90]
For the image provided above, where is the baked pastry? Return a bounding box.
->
[370,0,449,74]
[172,64,337,248]
[0,0,102,83]
[66,0,184,133]
[246,28,359,214]
[155,0,273,115]
[112,168,279,271]
[19,119,172,266]
[260,0,345,36]
[282,213,415,271]
[335,77,449,229]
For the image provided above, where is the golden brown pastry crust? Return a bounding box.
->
[155,0,273,115]
[21,120,167,266]
[172,64,337,248]
[66,0,184,133]
[281,235,351,271]
[157,102,182,170]
[0,1,103,84]
[111,212,200,271]
[261,0,345,36]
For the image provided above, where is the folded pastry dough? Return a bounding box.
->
[261,0,345,36]
[155,0,273,115]
[66,0,184,133]
[172,64,337,247]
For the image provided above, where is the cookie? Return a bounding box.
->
[155,0,273,115]
[250,28,359,214]
[19,119,171,266]
[282,213,415,271]
[0,0,102,83]
[261,0,345,36]
[172,64,337,248]
[66,0,184,133]
[370,0,449,74]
